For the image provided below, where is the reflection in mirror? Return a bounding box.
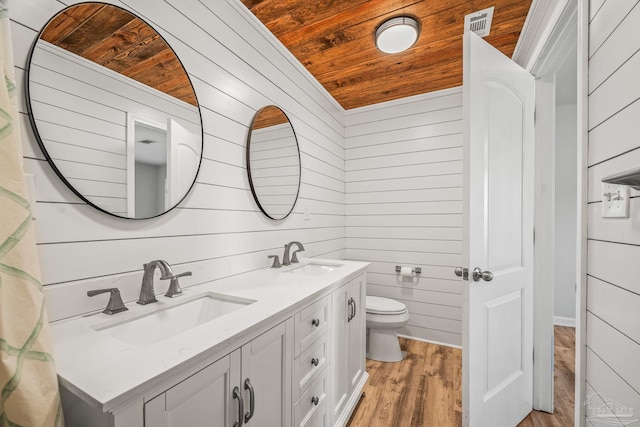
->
[247,106,301,220]
[26,2,202,219]
[131,117,167,218]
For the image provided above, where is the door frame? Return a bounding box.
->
[512,0,586,421]
[531,0,578,413]
[574,2,588,424]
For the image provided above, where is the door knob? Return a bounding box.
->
[472,267,493,282]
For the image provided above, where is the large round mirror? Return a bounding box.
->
[247,106,301,220]
[26,2,203,219]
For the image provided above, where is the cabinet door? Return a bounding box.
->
[145,349,241,427]
[348,275,366,392]
[242,320,293,427]
[329,281,350,422]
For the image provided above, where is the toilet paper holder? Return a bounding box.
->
[395,266,421,275]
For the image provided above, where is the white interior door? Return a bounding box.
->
[167,118,200,208]
[461,31,535,427]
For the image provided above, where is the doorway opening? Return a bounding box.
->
[126,114,169,218]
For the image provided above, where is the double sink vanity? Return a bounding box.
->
[54,258,369,427]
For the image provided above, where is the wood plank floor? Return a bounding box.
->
[347,326,575,427]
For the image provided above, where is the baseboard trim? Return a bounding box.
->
[554,316,576,327]
[334,372,369,427]
[397,334,462,349]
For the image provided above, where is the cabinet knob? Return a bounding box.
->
[311,396,319,406]
[311,318,320,327]
[311,357,319,366]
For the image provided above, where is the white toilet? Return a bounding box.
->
[365,296,410,362]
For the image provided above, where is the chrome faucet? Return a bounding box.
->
[137,260,174,305]
[282,241,305,266]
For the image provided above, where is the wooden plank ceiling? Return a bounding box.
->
[40,3,197,107]
[240,0,532,110]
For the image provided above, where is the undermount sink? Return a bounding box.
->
[93,293,255,348]
[287,262,343,276]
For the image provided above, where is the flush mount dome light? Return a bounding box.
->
[375,16,420,54]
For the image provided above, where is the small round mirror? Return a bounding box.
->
[26,2,203,219]
[247,106,301,220]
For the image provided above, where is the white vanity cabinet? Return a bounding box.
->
[329,274,366,427]
[55,261,369,427]
[144,320,292,427]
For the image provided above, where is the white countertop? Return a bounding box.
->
[50,258,368,413]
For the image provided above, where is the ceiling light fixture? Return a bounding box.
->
[375,16,420,54]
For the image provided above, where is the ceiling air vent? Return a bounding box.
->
[464,6,494,38]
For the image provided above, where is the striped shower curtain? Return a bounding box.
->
[0,1,64,425]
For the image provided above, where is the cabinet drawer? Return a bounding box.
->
[299,397,327,427]
[293,333,328,400]
[295,369,328,427]
[294,296,329,356]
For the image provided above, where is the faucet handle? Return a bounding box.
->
[87,288,128,315]
[268,255,281,268]
[291,249,304,263]
[164,271,191,298]
[162,271,192,280]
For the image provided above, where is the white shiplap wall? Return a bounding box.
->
[9,0,346,322]
[345,88,464,347]
[586,0,640,424]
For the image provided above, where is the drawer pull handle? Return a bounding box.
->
[311,357,319,366]
[311,318,320,327]
[244,378,255,423]
[311,396,319,406]
[233,386,244,427]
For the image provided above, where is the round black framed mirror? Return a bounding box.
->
[25,2,203,219]
[247,106,301,220]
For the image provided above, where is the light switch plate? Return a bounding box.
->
[602,183,629,218]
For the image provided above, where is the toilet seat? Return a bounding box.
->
[366,296,407,315]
